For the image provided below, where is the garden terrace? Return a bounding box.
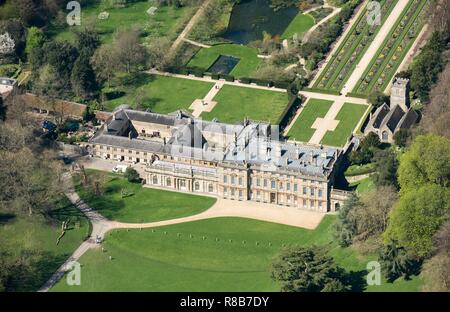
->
[103,74,214,113]
[50,216,422,291]
[287,98,334,142]
[187,44,262,78]
[312,0,397,93]
[320,103,368,147]
[353,0,428,95]
[200,85,290,124]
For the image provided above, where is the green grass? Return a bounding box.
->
[187,44,262,77]
[74,170,216,223]
[104,74,214,112]
[49,0,194,43]
[201,85,289,124]
[51,216,421,291]
[344,163,375,177]
[281,13,315,40]
[287,98,334,142]
[320,103,368,147]
[349,177,376,195]
[0,198,90,291]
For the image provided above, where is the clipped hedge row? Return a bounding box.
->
[303,87,341,96]
[276,94,303,129]
[346,92,368,99]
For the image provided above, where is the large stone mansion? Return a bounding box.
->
[82,106,348,213]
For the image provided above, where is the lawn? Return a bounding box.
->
[74,170,216,223]
[287,98,334,142]
[49,0,195,43]
[281,13,315,40]
[0,198,90,291]
[320,103,368,147]
[349,176,376,195]
[104,74,214,113]
[51,216,422,291]
[187,44,262,77]
[201,85,289,124]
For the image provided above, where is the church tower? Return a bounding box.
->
[390,78,410,112]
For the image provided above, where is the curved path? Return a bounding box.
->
[39,172,324,292]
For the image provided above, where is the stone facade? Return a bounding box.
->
[83,106,348,213]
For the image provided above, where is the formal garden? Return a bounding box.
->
[103,74,214,112]
[50,215,422,291]
[320,103,368,147]
[49,0,197,44]
[73,169,217,223]
[352,0,428,95]
[200,85,290,124]
[286,98,334,142]
[312,0,397,93]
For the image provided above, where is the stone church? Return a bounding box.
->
[364,78,418,143]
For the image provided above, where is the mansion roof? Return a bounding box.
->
[89,108,340,178]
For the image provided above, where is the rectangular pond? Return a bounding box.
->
[207,55,241,75]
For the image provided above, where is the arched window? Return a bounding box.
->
[335,203,340,211]
[152,176,158,185]
[194,181,200,191]
[382,131,388,141]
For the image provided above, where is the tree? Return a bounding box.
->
[397,134,450,193]
[124,167,140,183]
[0,97,6,121]
[71,51,99,101]
[384,184,450,258]
[349,132,380,165]
[113,29,148,74]
[393,129,410,148]
[17,0,47,26]
[334,193,359,247]
[0,18,26,64]
[372,148,399,188]
[271,246,352,292]
[379,240,414,282]
[25,26,45,58]
[74,27,100,57]
[91,43,117,86]
[368,91,389,109]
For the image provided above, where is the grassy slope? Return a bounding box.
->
[50,1,193,43]
[187,44,262,77]
[201,85,289,124]
[104,74,214,112]
[287,98,334,142]
[281,13,315,40]
[74,170,216,223]
[0,198,90,291]
[320,103,367,147]
[51,216,421,292]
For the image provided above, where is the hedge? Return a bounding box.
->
[303,87,341,96]
[276,95,303,128]
[346,92,368,99]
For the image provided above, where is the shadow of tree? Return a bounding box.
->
[346,270,368,292]
[0,213,16,225]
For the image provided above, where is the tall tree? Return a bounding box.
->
[372,148,399,188]
[91,43,117,86]
[25,26,45,58]
[71,51,98,101]
[113,29,148,74]
[397,134,450,193]
[271,246,352,292]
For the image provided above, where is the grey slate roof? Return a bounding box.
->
[384,105,405,132]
